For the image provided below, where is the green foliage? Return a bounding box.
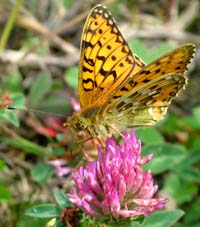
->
[55,220,66,227]
[0,160,5,170]
[135,127,164,144]
[25,190,73,226]
[0,186,12,201]
[192,106,200,128]
[3,70,23,92]
[0,0,24,50]
[53,190,72,209]
[0,70,25,126]
[31,162,55,184]
[142,143,186,174]
[0,161,11,201]
[163,173,198,204]
[64,66,78,90]
[162,107,200,150]
[0,91,25,126]
[142,210,184,227]
[29,72,52,107]
[2,135,47,156]
[52,147,65,156]
[129,39,174,64]
[25,204,62,218]
[62,0,74,7]
[184,197,200,225]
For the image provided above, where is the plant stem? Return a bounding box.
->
[0,0,24,50]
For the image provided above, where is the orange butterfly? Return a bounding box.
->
[66,4,196,137]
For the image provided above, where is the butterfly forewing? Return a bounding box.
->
[78,4,145,109]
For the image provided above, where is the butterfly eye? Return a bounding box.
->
[76,120,86,130]
[76,122,83,130]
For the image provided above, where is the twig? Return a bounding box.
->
[124,27,200,44]
[123,0,200,45]
[0,152,32,170]
[54,0,116,34]
[0,49,79,68]
[167,0,199,30]
[16,15,78,55]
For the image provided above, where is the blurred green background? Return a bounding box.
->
[0,0,200,226]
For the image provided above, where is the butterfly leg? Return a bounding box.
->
[105,124,124,138]
[77,136,93,144]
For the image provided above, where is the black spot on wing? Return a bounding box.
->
[83,78,94,91]
[129,80,137,87]
[97,55,106,62]
[144,70,151,75]
[97,40,103,48]
[83,66,93,73]
[99,68,117,80]
[143,78,151,83]
[84,56,95,66]
[120,86,129,91]
[175,66,181,70]
[155,68,161,73]
[82,40,93,49]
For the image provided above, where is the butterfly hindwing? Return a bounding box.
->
[100,44,195,127]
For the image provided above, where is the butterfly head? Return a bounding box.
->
[66,113,89,133]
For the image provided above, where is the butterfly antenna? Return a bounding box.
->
[7,105,66,118]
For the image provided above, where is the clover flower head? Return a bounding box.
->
[68,130,166,223]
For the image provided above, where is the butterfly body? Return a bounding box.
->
[66,4,196,137]
[68,107,113,137]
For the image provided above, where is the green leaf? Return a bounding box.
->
[135,127,164,144]
[184,197,200,224]
[180,116,200,130]
[31,162,55,184]
[56,133,68,141]
[2,136,47,156]
[54,189,72,208]
[176,149,200,168]
[11,92,25,107]
[143,210,184,227]
[63,0,73,7]
[129,39,148,62]
[193,106,200,126]
[190,134,200,149]
[179,106,200,131]
[4,70,23,92]
[25,204,61,218]
[163,173,198,204]
[17,215,47,227]
[127,221,142,227]
[142,143,186,174]
[178,167,200,182]
[0,160,5,170]
[0,110,19,126]
[40,93,71,114]
[64,66,78,90]
[129,39,174,64]
[0,92,25,126]
[29,72,52,107]
[0,186,11,201]
[55,220,66,227]
[52,147,65,156]
[160,114,180,134]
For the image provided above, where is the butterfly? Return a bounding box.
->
[66,4,196,138]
